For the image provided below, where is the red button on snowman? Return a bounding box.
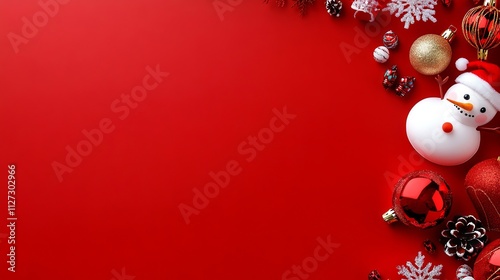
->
[406,58,500,166]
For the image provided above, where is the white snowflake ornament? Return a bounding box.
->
[351,0,380,22]
[397,251,443,280]
[383,0,437,29]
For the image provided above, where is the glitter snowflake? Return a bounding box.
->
[351,0,380,22]
[397,251,443,280]
[383,0,437,29]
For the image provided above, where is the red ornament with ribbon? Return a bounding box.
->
[473,239,500,279]
[462,0,500,60]
[465,156,500,233]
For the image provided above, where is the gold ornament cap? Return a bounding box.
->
[382,209,398,224]
[441,25,457,43]
[484,0,497,7]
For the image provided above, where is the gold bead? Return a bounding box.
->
[409,34,453,76]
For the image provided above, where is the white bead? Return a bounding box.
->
[373,46,389,63]
[457,262,473,280]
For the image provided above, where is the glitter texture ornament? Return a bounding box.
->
[473,239,500,280]
[409,25,456,75]
[397,251,443,279]
[326,0,343,17]
[384,0,437,29]
[462,0,500,60]
[383,30,399,49]
[465,156,500,232]
[383,170,452,229]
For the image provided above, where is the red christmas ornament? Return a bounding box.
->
[383,30,399,49]
[368,270,382,280]
[423,239,437,254]
[465,156,500,232]
[441,0,452,7]
[462,0,500,60]
[473,238,500,279]
[395,76,415,97]
[383,170,452,229]
[383,65,398,89]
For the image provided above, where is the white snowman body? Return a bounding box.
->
[406,97,480,166]
[406,82,497,166]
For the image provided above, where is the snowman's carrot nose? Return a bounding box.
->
[447,98,473,111]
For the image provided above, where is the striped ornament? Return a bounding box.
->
[373,46,389,63]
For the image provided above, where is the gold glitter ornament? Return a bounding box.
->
[409,26,457,75]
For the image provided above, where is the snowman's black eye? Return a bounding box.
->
[464,94,470,100]
[480,107,486,113]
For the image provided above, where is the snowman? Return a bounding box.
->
[406,58,500,166]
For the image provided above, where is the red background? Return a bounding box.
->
[1,0,500,279]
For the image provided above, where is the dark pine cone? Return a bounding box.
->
[441,215,487,261]
[325,0,342,17]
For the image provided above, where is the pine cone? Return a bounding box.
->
[441,215,487,261]
[326,0,342,17]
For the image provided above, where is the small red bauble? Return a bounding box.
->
[383,30,399,49]
[383,170,452,229]
[394,76,415,97]
[368,269,382,280]
[465,156,500,232]
[383,65,398,89]
[423,239,437,254]
[441,0,452,7]
[473,238,500,279]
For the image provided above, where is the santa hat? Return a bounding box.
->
[455,58,500,111]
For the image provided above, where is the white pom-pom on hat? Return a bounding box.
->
[456,58,469,71]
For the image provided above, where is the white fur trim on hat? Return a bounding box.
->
[455,72,500,111]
